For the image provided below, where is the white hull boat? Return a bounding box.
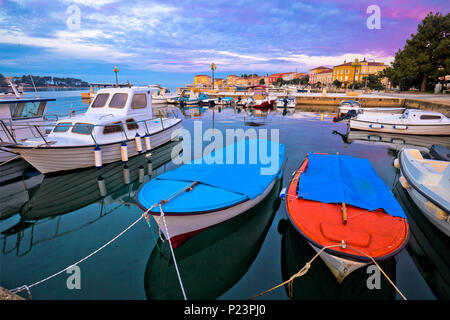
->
[397,149,450,236]
[8,87,183,174]
[350,109,450,135]
[340,106,405,115]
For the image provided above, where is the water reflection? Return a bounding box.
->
[333,129,450,152]
[144,179,282,300]
[1,140,181,256]
[278,219,397,300]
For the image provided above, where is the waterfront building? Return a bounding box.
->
[315,70,333,86]
[194,75,211,87]
[309,66,333,84]
[226,75,239,86]
[332,58,387,87]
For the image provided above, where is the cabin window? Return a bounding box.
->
[91,94,109,108]
[10,101,47,119]
[125,118,139,130]
[420,115,441,120]
[53,122,72,133]
[72,122,94,135]
[103,121,123,134]
[109,93,128,108]
[131,94,147,109]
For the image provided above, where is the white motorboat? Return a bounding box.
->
[276,97,296,108]
[151,87,179,104]
[7,87,183,174]
[350,109,450,135]
[0,78,57,164]
[396,149,450,236]
[339,100,405,116]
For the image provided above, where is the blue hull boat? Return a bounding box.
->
[137,139,285,246]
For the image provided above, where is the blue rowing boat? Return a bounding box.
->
[137,139,285,246]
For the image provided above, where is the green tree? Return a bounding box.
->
[332,79,342,88]
[259,78,265,85]
[383,12,450,91]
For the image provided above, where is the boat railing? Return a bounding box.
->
[7,114,178,146]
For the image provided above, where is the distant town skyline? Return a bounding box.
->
[1,0,449,89]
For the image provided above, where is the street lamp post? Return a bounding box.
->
[113,66,119,87]
[211,63,217,90]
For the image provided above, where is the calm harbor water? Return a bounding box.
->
[0,90,448,300]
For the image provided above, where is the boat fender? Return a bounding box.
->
[393,158,400,169]
[138,165,145,183]
[424,201,448,221]
[97,176,107,197]
[399,176,410,189]
[393,125,408,130]
[123,165,130,185]
[135,133,143,153]
[121,142,128,162]
[94,146,102,168]
[144,134,151,151]
[279,187,287,200]
[369,124,384,129]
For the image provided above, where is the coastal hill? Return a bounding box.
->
[0,73,89,89]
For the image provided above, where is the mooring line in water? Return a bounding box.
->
[9,204,158,299]
[248,241,407,300]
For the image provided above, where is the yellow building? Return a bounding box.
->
[332,58,387,87]
[315,70,333,86]
[194,75,211,87]
[213,78,224,87]
[226,75,239,86]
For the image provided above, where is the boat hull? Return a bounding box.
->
[340,107,404,115]
[9,121,182,174]
[350,119,450,135]
[399,150,450,237]
[151,177,279,244]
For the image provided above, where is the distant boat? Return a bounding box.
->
[396,148,449,237]
[350,109,450,135]
[151,87,179,104]
[284,152,409,282]
[137,139,286,245]
[8,87,183,174]
[245,94,276,111]
[276,97,295,108]
[215,96,233,105]
[339,100,404,116]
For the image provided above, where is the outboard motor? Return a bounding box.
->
[333,109,357,122]
[209,100,216,108]
[283,98,288,107]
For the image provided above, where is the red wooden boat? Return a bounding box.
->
[284,153,409,282]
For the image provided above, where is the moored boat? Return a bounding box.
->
[396,149,449,237]
[338,100,404,116]
[276,97,295,108]
[7,87,182,174]
[349,109,450,135]
[137,139,286,244]
[284,152,409,282]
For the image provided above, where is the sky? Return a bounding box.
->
[0,0,449,88]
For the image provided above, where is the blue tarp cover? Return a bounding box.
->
[297,153,406,219]
[138,139,285,212]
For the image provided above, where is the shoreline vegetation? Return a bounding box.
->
[0,73,90,89]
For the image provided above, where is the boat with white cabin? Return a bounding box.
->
[151,86,179,104]
[349,109,450,135]
[276,97,295,108]
[7,87,183,174]
[0,78,57,166]
[339,100,405,116]
[396,149,450,236]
